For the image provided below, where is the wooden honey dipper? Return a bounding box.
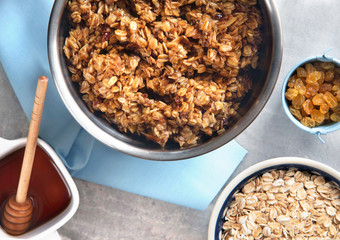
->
[1,76,48,235]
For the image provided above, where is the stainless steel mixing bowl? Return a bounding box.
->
[48,0,282,160]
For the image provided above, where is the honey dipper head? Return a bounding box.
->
[1,195,33,236]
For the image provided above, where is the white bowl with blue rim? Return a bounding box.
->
[207,157,340,240]
[281,50,340,143]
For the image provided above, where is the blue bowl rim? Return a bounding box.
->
[281,54,340,135]
[207,157,340,240]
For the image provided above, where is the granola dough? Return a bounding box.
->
[63,0,263,147]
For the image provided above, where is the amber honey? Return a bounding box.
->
[0,146,71,232]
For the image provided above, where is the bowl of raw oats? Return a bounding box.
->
[48,0,282,160]
[208,157,340,239]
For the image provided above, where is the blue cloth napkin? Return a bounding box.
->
[0,0,247,210]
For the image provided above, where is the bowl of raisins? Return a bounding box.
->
[282,52,340,142]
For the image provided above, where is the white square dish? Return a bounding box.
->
[0,137,79,240]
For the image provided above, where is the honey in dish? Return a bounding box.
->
[0,146,71,234]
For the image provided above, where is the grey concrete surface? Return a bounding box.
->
[0,64,28,139]
[1,0,340,239]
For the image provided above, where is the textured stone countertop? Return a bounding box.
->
[1,0,340,239]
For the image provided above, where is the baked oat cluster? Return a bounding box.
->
[63,0,263,147]
[222,169,340,239]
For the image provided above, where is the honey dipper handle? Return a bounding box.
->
[16,76,48,204]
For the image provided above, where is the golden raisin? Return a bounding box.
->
[325,69,335,82]
[334,91,340,102]
[311,109,325,124]
[319,103,329,114]
[287,74,297,88]
[332,104,340,112]
[305,63,315,74]
[289,106,302,121]
[319,83,332,93]
[296,67,307,78]
[314,61,322,71]
[320,62,335,70]
[292,94,305,109]
[324,112,330,120]
[323,91,338,108]
[294,78,306,95]
[300,108,308,117]
[302,99,313,115]
[330,112,340,122]
[312,93,324,106]
[285,88,299,101]
[334,77,340,86]
[306,71,321,84]
[335,68,340,75]
[333,85,340,92]
[305,82,319,98]
[301,117,316,127]
[317,71,325,85]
